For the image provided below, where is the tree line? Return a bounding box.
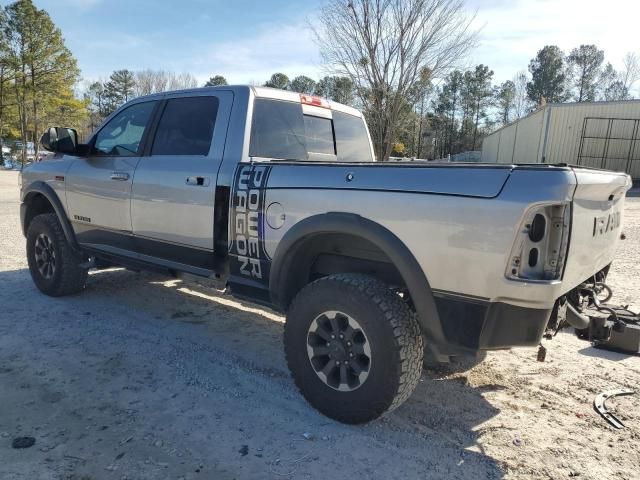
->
[84,69,356,129]
[422,45,640,159]
[313,1,640,160]
[0,0,85,163]
[84,70,199,130]
[2,0,640,164]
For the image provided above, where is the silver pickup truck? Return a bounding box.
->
[20,86,632,423]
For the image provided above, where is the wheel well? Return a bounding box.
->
[277,232,406,309]
[24,193,55,233]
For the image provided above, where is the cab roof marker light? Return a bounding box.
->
[300,94,330,109]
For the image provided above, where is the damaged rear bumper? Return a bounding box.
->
[433,293,551,352]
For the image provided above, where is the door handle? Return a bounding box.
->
[110,172,130,181]
[185,176,209,186]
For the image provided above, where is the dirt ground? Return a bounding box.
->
[0,169,638,480]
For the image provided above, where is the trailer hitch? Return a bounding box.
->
[573,288,640,354]
[550,275,640,354]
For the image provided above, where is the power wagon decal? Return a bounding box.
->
[229,164,272,287]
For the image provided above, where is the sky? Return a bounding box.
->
[8,0,640,90]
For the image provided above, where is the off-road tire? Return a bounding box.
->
[284,274,424,424]
[26,213,87,296]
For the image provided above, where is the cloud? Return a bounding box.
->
[185,21,322,85]
[471,0,640,82]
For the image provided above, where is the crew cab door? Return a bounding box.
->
[65,100,158,251]
[130,91,233,270]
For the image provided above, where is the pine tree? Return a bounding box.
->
[0,9,13,162]
[103,69,136,114]
[264,73,290,90]
[289,75,316,95]
[436,70,463,155]
[526,46,567,105]
[204,75,228,87]
[467,64,494,150]
[567,44,604,102]
[5,0,80,163]
[315,76,354,104]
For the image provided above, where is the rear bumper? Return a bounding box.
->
[434,293,551,352]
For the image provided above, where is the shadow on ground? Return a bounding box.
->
[0,267,506,479]
[578,345,638,361]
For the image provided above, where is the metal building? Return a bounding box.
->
[481,100,640,179]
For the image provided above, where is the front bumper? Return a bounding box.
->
[434,294,551,351]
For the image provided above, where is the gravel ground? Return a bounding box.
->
[0,170,638,480]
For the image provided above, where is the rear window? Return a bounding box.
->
[334,111,373,162]
[303,115,335,155]
[249,99,372,162]
[250,99,306,160]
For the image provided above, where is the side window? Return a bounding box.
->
[93,101,156,156]
[333,111,374,162]
[151,96,219,156]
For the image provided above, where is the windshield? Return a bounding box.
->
[249,99,373,162]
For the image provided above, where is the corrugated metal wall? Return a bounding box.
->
[545,101,640,168]
[481,107,547,164]
[481,100,640,178]
[513,109,546,162]
[497,122,516,163]
[480,133,499,162]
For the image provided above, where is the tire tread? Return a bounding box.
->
[285,273,424,422]
[27,213,87,297]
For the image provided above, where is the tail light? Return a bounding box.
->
[507,203,571,282]
[300,94,330,109]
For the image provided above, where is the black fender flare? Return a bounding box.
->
[21,180,80,251]
[269,212,446,347]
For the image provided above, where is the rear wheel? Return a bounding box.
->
[26,213,87,296]
[284,274,424,424]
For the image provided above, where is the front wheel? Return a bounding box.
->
[284,274,424,424]
[26,213,87,297]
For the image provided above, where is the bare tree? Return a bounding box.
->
[598,63,625,101]
[496,80,515,125]
[597,54,640,101]
[168,72,198,90]
[315,0,476,160]
[621,52,640,98]
[134,70,197,96]
[134,69,168,96]
[512,70,530,119]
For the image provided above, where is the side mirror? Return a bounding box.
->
[40,127,79,155]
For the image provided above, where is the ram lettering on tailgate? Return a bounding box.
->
[593,211,621,237]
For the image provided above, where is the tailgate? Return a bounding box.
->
[562,168,632,290]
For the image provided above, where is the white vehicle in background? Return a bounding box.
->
[15,141,36,162]
[2,145,13,169]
